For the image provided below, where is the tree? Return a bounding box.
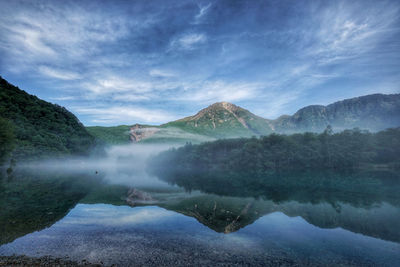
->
[0,117,15,165]
[323,125,333,135]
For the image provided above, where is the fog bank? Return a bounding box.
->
[18,143,181,188]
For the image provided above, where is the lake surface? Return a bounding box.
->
[1,162,400,266]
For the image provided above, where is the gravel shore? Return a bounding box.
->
[0,255,104,267]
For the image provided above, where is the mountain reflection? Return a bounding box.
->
[1,169,399,246]
[151,169,400,242]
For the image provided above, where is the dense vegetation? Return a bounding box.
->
[0,117,15,164]
[155,170,400,239]
[0,169,128,245]
[86,125,132,145]
[0,77,96,160]
[149,127,400,176]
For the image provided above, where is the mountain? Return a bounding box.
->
[86,124,162,145]
[88,102,274,145]
[142,94,400,143]
[163,102,274,138]
[0,77,96,160]
[272,94,400,133]
[123,102,274,144]
[162,194,400,242]
[89,93,400,144]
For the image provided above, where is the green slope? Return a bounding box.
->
[159,102,273,139]
[0,77,95,160]
[86,94,400,144]
[86,125,132,145]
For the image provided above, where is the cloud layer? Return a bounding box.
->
[0,0,399,125]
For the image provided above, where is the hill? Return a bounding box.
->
[0,77,95,160]
[88,102,274,145]
[272,94,400,133]
[88,93,400,145]
[126,102,274,144]
[86,125,132,145]
[162,102,273,138]
[149,128,400,173]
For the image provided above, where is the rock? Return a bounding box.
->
[126,188,156,206]
[129,124,159,142]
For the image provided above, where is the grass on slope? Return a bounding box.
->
[86,125,132,145]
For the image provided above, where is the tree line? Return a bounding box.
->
[149,127,400,176]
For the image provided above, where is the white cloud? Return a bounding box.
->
[308,1,400,65]
[6,25,57,57]
[1,0,398,126]
[256,91,304,118]
[112,94,152,102]
[74,106,176,124]
[149,69,176,78]
[80,74,184,99]
[64,205,176,226]
[170,33,207,50]
[39,66,82,80]
[83,76,154,95]
[50,96,77,101]
[0,3,139,73]
[193,3,212,24]
[175,80,262,103]
[290,65,310,76]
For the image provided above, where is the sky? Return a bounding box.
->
[0,0,399,126]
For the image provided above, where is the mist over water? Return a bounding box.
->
[3,141,400,266]
[17,143,181,188]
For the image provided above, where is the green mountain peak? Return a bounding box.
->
[164,101,273,138]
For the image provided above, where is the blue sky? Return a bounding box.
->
[0,0,399,126]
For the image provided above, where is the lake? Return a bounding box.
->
[0,156,399,266]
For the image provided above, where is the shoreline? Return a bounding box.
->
[0,255,104,267]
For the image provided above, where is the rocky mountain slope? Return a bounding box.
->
[141,94,400,143]
[88,93,400,144]
[162,102,274,138]
[273,94,400,133]
[90,102,274,145]
[129,124,160,142]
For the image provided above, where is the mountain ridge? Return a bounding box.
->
[86,93,400,144]
[137,93,400,143]
[273,93,400,133]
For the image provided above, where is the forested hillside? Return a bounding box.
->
[0,117,15,164]
[149,127,400,177]
[0,77,95,160]
[86,125,132,145]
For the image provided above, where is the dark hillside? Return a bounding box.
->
[0,77,95,159]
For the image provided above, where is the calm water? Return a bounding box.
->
[1,162,400,266]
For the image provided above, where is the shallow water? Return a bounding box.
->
[1,167,400,266]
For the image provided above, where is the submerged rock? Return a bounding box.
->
[126,188,156,206]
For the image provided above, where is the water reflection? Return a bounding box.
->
[1,167,400,265]
[1,204,399,266]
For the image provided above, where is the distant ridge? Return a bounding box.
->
[87,93,400,144]
[273,93,400,133]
